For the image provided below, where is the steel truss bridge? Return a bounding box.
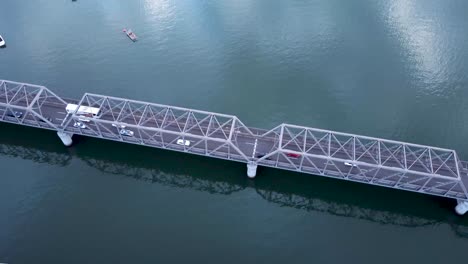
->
[1,79,468,214]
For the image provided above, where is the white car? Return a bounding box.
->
[0,35,5,47]
[112,123,125,128]
[120,129,134,137]
[73,121,86,129]
[177,139,190,146]
[344,162,357,167]
[78,116,91,122]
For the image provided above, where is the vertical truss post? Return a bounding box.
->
[278,124,284,150]
[378,141,382,165]
[353,136,356,161]
[403,144,407,169]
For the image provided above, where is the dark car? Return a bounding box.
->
[39,117,53,123]
[256,153,272,160]
[6,111,23,118]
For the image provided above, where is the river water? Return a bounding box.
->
[1,0,468,263]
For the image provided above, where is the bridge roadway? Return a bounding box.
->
[1,79,468,214]
[11,97,463,182]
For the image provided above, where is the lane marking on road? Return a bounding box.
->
[58,111,66,115]
[251,139,258,158]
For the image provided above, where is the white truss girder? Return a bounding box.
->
[61,93,253,162]
[255,124,468,200]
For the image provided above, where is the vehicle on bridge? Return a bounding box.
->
[6,111,23,118]
[73,121,86,129]
[39,117,53,123]
[256,153,272,160]
[66,103,101,118]
[119,129,134,137]
[344,162,358,168]
[112,124,134,136]
[177,139,190,146]
[286,153,301,158]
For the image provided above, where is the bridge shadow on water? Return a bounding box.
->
[1,122,468,239]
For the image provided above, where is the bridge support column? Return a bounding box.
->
[57,132,73,147]
[455,200,468,215]
[247,162,258,179]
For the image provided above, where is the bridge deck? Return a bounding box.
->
[1,79,467,201]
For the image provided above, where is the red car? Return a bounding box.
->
[286,153,301,158]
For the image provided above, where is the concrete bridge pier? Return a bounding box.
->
[247,162,258,178]
[455,200,468,215]
[57,131,73,147]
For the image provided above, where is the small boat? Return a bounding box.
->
[123,28,137,42]
[0,35,5,47]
